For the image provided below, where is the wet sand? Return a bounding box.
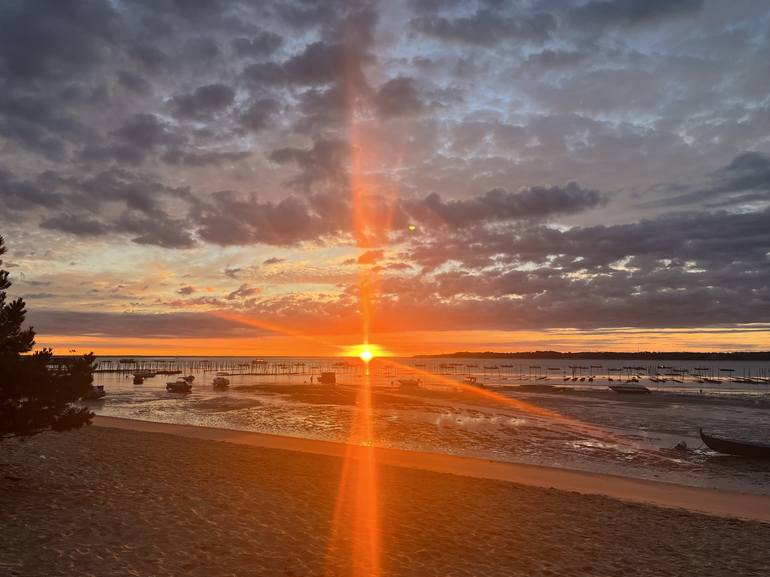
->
[2,423,769,576]
[94,416,770,522]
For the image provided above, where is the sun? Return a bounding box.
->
[344,343,385,362]
[359,348,374,362]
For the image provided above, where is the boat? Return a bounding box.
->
[609,384,651,394]
[398,378,421,389]
[463,376,484,387]
[133,375,144,384]
[182,375,195,383]
[212,376,230,390]
[83,385,105,400]
[318,372,336,385]
[167,378,192,393]
[700,429,770,459]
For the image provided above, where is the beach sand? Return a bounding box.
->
[2,424,769,577]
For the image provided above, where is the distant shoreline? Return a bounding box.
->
[413,351,770,361]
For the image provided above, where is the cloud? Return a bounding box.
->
[26,309,269,338]
[269,138,348,191]
[40,213,110,236]
[569,0,704,31]
[170,84,235,119]
[226,284,260,300]
[191,191,345,246]
[648,151,770,208]
[262,257,286,265]
[232,32,283,58]
[412,8,555,46]
[357,250,384,265]
[405,182,606,228]
[237,98,280,133]
[375,77,424,117]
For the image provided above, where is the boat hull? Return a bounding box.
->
[609,385,651,394]
[700,429,770,459]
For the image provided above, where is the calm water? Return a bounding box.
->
[88,356,770,495]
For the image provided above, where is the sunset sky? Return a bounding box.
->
[1,0,770,355]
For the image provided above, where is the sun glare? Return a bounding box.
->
[359,348,374,362]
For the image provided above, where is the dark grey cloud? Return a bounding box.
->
[375,77,423,117]
[569,0,704,32]
[40,213,110,236]
[237,98,280,133]
[269,138,348,191]
[0,169,62,213]
[263,257,286,265]
[170,84,235,119]
[113,211,195,249]
[412,8,556,46]
[405,183,606,228]
[0,0,118,81]
[25,309,269,339]
[191,190,346,246]
[232,32,283,57]
[649,151,770,208]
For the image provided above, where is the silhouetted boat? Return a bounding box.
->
[398,378,421,389]
[212,376,230,390]
[167,378,192,393]
[700,429,770,459]
[83,385,105,400]
[463,375,483,387]
[609,384,651,394]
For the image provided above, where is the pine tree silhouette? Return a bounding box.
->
[0,235,95,440]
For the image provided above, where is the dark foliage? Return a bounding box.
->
[0,235,95,440]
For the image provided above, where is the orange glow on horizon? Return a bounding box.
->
[33,327,770,357]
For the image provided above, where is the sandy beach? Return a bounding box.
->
[2,422,769,577]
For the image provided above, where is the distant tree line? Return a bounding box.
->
[415,350,770,361]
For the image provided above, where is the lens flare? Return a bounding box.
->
[360,348,374,362]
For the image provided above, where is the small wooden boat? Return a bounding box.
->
[609,384,651,394]
[397,378,421,389]
[318,372,336,385]
[699,429,770,459]
[212,376,230,390]
[463,376,484,387]
[83,385,106,400]
[133,375,144,384]
[167,378,192,393]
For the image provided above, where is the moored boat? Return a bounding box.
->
[609,384,651,394]
[212,376,230,390]
[167,378,192,393]
[397,378,421,389]
[699,429,770,459]
[83,385,106,400]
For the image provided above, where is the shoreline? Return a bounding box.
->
[94,415,770,523]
